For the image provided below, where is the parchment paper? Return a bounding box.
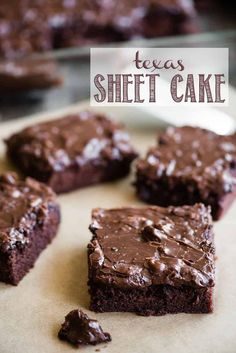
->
[0,103,236,353]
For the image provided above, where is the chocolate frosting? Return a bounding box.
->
[88,204,215,289]
[0,172,58,252]
[137,126,236,198]
[58,309,111,347]
[6,111,137,174]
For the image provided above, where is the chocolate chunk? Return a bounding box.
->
[58,309,111,347]
[0,59,62,92]
[141,223,168,243]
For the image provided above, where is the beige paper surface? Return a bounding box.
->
[0,104,236,353]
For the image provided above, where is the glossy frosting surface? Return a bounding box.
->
[0,0,195,58]
[88,204,215,289]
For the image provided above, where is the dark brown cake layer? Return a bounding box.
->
[89,283,213,316]
[0,173,60,285]
[88,204,215,315]
[5,112,137,194]
[0,0,197,59]
[135,126,236,220]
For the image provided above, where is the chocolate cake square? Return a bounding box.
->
[5,112,137,194]
[88,204,215,316]
[135,126,236,220]
[0,173,60,285]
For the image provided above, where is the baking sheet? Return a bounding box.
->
[0,103,236,353]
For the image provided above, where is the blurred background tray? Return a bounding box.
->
[0,0,235,122]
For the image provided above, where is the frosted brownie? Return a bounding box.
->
[0,173,60,285]
[5,112,137,194]
[88,204,215,316]
[135,126,236,220]
[58,309,111,347]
